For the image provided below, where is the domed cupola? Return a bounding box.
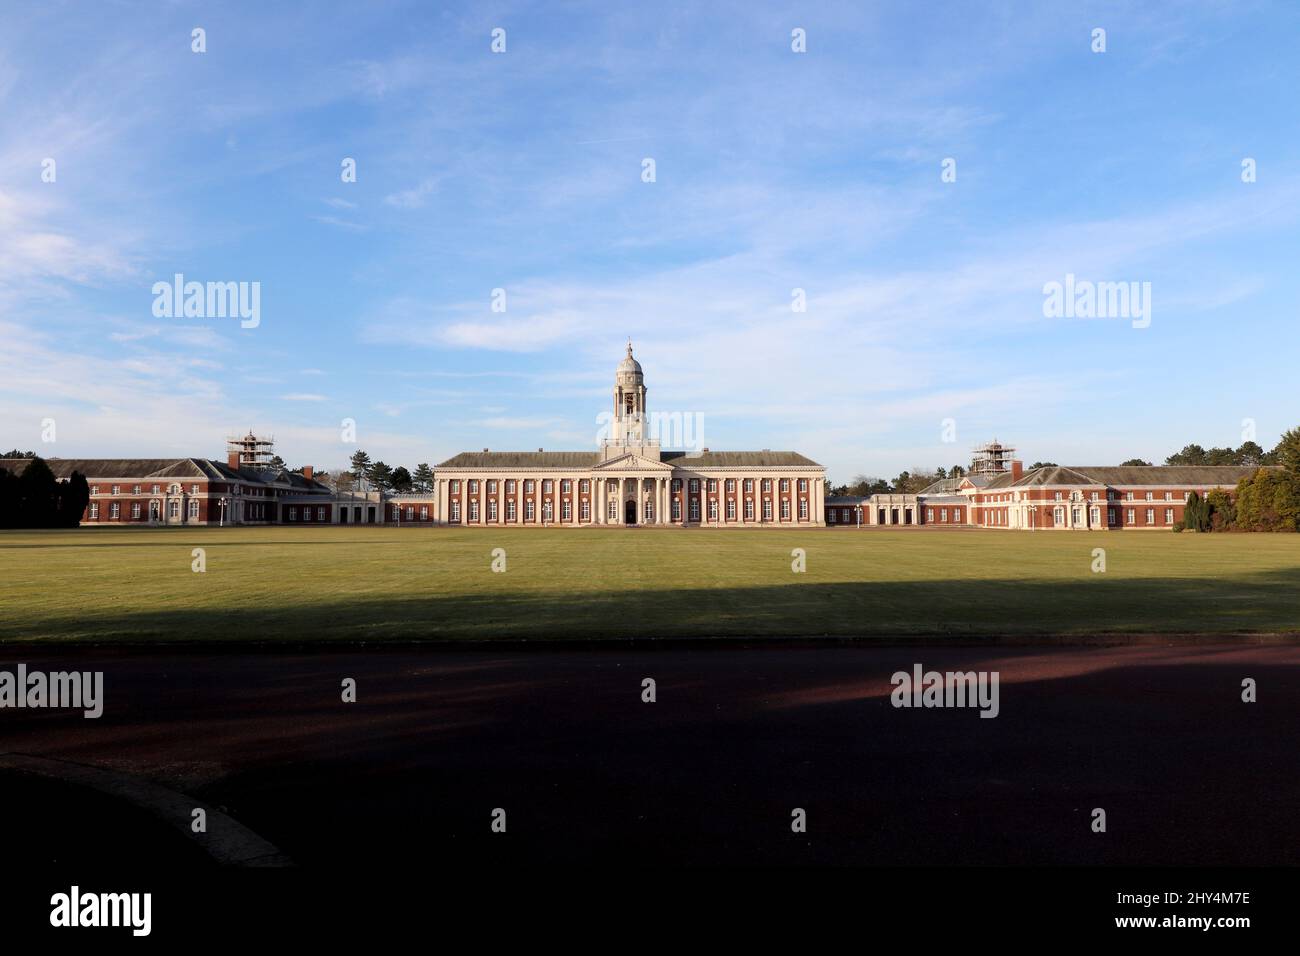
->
[616,341,643,385]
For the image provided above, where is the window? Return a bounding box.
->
[744,499,754,520]
[781,500,790,520]
[707,479,717,493]
[708,499,718,521]
[506,480,515,494]
[690,499,700,521]
[927,508,935,523]
[561,500,571,521]
[580,500,589,521]
[303,508,312,522]
[152,484,160,495]
[561,480,571,493]
[1071,506,1082,525]
[941,509,948,523]
[644,501,653,522]
[780,479,790,493]
[487,480,496,494]
[469,480,479,494]
[543,480,553,493]
[469,501,479,521]
[1089,492,1099,502]
[289,506,298,521]
[1145,508,1155,525]
[580,480,589,493]
[1126,508,1134,525]
[131,503,141,519]
[450,501,461,522]
[188,500,199,519]
[799,479,808,492]
[763,499,772,521]
[1108,508,1117,525]
[1054,506,1064,526]
[91,486,99,496]
[527,500,536,521]
[672,479,681,491]
[507,500,516,521]
[390,506,399,521]
[110,502,120,519]
[1165,508,1174,524]
[607,500,617,521]
[111,485,120,496]
[1164,491,1173,501]
[405,506,414,520]
[190,484,199,495]
[89,503,99,519]
[525,480,534,493]
[1125,491,1133,501]
[828,509,836,524]
[743,479,753,493]
[762,479,771,492]
[1090,506,1100,526]
[132,485,141,495]
[542,501,553,521]
[799,499,808,520]
[450,480,460,493]
[1053,491,1062,501]
[488,500,498,521]
[420,506,428,520]
[168,500,180,518]
[689,479,699,493]
[725,479,735,493]
[1145,491,1154,501]
[726,499,736,520]
[672,500,682,521]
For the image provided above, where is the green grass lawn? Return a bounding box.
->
[1,526,1298,642]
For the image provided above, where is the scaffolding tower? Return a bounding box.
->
[970,439,1016,476]
[227,432,276,471]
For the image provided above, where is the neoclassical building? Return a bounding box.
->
[426,344,827,527]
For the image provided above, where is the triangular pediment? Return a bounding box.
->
[594,453,674,472]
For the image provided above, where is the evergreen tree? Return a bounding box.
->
[368,461,394,491]
[390,466,413,493]
[412,463,434,492]
[349,450,372,486]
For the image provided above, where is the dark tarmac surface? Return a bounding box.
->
[2,643,1297,867]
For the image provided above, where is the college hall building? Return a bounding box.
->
[3,348,1273,532]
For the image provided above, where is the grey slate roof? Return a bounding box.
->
[437,450,822,469]
[1,457,330,491]
[661,450,821,467]
[437,451,601,469]
[1011,465,1269,487]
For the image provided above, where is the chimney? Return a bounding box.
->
[227,451,241,471]
[302,465,314,481]
[1011,460,1024,480]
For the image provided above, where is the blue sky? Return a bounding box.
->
[2,0,1298,483]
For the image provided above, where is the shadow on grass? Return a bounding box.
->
[4,567,1299,641]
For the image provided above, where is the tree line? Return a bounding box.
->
[0,453,90,529]
[340,451,434,494]
[1177,428,1300,532]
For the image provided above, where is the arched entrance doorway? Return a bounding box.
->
[625,500,637,525]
